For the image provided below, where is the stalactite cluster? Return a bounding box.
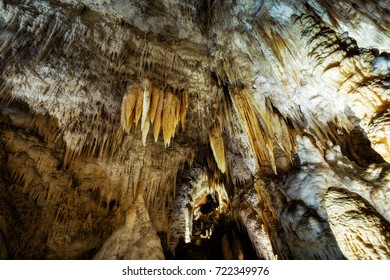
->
[230,89,296,174]
[121,79,189,147]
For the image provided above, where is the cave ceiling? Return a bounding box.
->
[0,0,389,260]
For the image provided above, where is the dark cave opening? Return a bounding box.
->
[172,214,259,260]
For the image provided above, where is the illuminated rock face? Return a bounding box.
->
[0,0,389,259]
[325,187,390,260]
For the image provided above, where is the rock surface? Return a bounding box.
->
[0,0,389,259]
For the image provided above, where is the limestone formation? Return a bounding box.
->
[0,0,389,260]
[209,124,226,173]
[94,194,165,260]
[325,187,390,260]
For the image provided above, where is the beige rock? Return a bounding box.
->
[209,124,226,173]
[368,108,390,163]
[94,194,164,260]
[0,0,389,261]
[325,187,390,260]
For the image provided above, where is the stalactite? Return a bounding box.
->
[149,87,161,124]
[140,78,151,131]
[180,91,189,130]
[153,89,165,142]
[231,89,277,173]
[162,89,176,147]
[121,84,143,132]
[134,85,144,128]
[141,116,150,146]
[174,92,181,137]
[138,79,152,146]
[209,123,226,173]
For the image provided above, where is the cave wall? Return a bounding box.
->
[0,0,389,259]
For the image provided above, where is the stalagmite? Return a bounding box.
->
[94,194,165,260]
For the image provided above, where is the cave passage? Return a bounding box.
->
[173,214,259,260]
